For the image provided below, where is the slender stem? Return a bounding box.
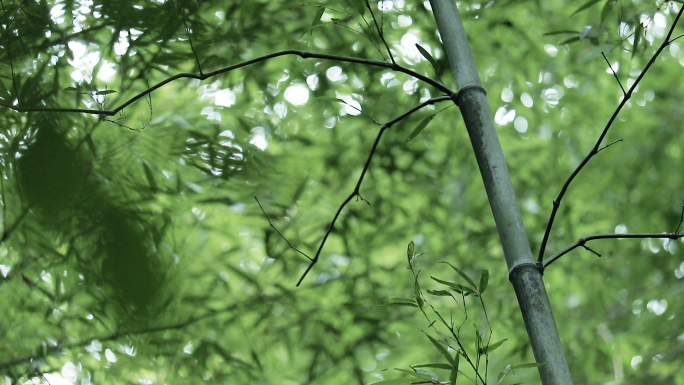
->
[537,7,684,263]
[0,50,454,116]
[543,232,684,268]
[601,52,626,95]
[295,96,452,286]
[365,0,395,64]
[254,197,312,261]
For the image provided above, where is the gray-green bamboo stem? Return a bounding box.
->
[428,1,573,383]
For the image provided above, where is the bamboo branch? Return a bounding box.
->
[257,96,453,286]
[543,232,684,269]
[537,7,684,263]
[1,50,454,115]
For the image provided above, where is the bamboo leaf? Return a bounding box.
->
[407,241,414,259]
[430,276,460,290]
[600,0,616,25]
[414,272,424,309]
[350,0,366,15]
[389,302,419,307]
[633,21,643,59]
[415,43,439,71]
[571,0,603,16]
[497,365,511,383]
[542,30,579,36]
[406,115,435,142]
[424,334,458,368]
[369,379,413,385]
[412,363,453,370]
[312,7,325,27]
[484,338,507,354]
[142,161,158,193]
[479,268,489,294]
[511,362,545,370]
[427,289,451,296]
[449,355,459,385]
[440,262,479,292]
[391,369,432,381]
[559,36,581,45]
[449,367,458,385]
[95,89,117,95]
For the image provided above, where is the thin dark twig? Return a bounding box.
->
[180,7,203,76]
[597,138,623,152]
[0,50,453,116]
[543,232,684,268]
[537,7,684,263]
[334,0,386,60]
[254,197,312,262]
[295,95,452,286]
[602,52,626,95]
[581,244,602,257]
[365,0,395,64]
[335,3,387,59]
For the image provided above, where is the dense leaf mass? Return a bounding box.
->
[0,0,683,384]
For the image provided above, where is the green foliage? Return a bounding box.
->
[0,0,683,384]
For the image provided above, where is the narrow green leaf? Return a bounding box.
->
[391,369,432,381]
[633,21,643,59]
[542,30,580,36]
[449,368,457,385]
[414,272,424,309]
[511,362,545,370]
[406,115,435,142]
[312,7,325,27]
[369,377,413,385]
[415,43,439,71]
[95,89,117,95]
[559,36,581,45]
[64,87,79,92]
[414,369,438,381]
[407,241,414,259]
[389,302,419,307]
[600,0,616,25]
[448,355,459,385]
[425,334,458,368]
[350,0,366,15]
[484,338,507,354]
[412,363,453,370]
[497,366,510,383]
[142,161,158,193]
[430,276,460,290]
[479,268,489,294]
[391,297,416,303]
[427,289,451,296]
[570,0,603,16]
[440,262,478,292]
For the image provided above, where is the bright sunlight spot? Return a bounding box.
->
[494,107,516,125]
[284,83,310,106]
[521,92,533,107]
[250,127,269,150]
